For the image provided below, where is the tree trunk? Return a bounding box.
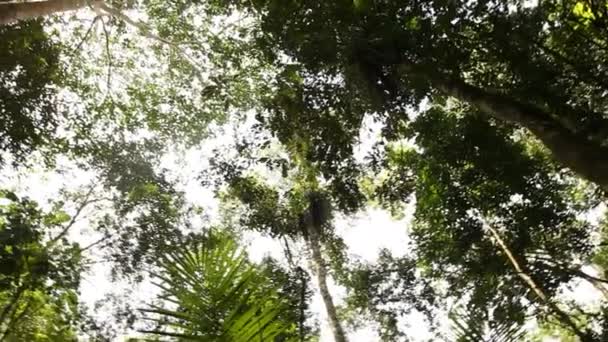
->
[305,223,348,342]
[400,64,608,191]
[0,0,90,26]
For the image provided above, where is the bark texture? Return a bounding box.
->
[305,223,348,342]
[400,64,608,191]
[438,78,608,191]
[0,0,89,25]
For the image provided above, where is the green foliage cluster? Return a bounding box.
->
[0,190,82,341]
[0,20,61,165]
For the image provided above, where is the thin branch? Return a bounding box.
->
[480,218,593,341]
[80,235,111,253]
[96,2,207,85]
[71,16,101,56]
[282,236,295,268]
[100,16,113,103]
[212,13,248,38]
[533,259,608,299]
[571,270,608,299]
[527,252,608,285]
[49,185,95,245]
[81,258,113,267]
[48,186,112,245]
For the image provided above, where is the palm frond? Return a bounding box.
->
[140,231,297,341]
[448,305,527,342]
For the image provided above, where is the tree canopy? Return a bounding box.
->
[1,0,608,341]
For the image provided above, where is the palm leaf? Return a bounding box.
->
[449,305,527,342]
[140,231,296,341]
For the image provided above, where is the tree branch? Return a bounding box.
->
[48,185,111,246]
[95,2,208,85]
[100,15,113,103]
[80,235,110,252]
[480,218,594,341]
[49,185,95,245]
[71,15,100,56]
[400,63,608,191]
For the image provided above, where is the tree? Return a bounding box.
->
[226,175,348,342]
[139,231,298,341]
[301,192,348,342]
[0,190,83,341]
[0,19,62,165]
[226,0,608,191]
[362,105,600,339]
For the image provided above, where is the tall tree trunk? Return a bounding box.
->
[401,64,608,191]
[0,0,90,26]
[482,219,596,342]
[305,223,348,342]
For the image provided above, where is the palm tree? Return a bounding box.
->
[139,231,297,341]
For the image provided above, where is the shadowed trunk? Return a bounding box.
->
[0,0,91,25]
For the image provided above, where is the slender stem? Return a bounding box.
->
[481,219,594,342]
[79,235,110,252]
[49,185,96,245]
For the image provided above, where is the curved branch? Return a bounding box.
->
[96,2,207,85]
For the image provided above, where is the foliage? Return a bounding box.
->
[0,20,61,165]
[2,0,608,340]
[0,190,83,341]
[448,305,527,342]
[341,249,437,341]
[91,140,189,278]
[370,105,595,336]
[226,0,608,190]
[139,231,298,341]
